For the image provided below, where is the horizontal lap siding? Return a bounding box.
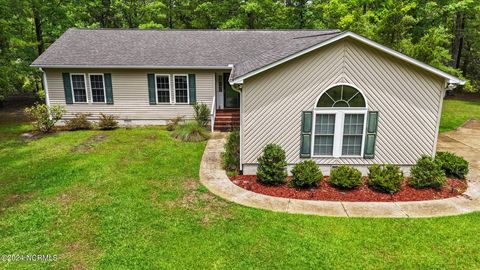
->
[242,38,444,166]
[46,69,216,120]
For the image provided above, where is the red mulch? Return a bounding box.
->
[229,175,467,202]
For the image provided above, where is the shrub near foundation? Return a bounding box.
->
[410,155,446,189]
[368,164,404,194]
[291,160,323,188]
[257,144,287,184]
[328,165,362,189]
[222,130,240,174]
[65,113,92,131]
[98,113,118,130]
[435,151,469,179]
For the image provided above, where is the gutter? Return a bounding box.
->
[30,64,233,70]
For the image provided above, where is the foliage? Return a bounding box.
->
[328,165,362,189]
[171,121,210,142]
[222,130,240,174]
[24,103,65,133]
[256,144,287,185]
[65,113,93,131]
[436,151,469,179]
[98,113,118,130]
[410,155,446,189]
[193,103,210,128]
[291,160,323,188]
[367,164,404,194]
[166,116,184,131]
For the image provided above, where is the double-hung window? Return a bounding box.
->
[71,74,87,103]
[174,75,189,104]
[312,85,367,157]
[156,75,171,103]
[89,74,106,103]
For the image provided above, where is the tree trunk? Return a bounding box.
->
[32,0,44,55]
[452,12,465,69]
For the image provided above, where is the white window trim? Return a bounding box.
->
[89,73,107,104]
[154,74,172,104]
[311,109,367,158]
[173,74,189,104]
[70,73,88,103]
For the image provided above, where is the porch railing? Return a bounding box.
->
[210,95,216,132]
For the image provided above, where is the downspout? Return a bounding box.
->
[39,68,50,107]
[231,83,243,173]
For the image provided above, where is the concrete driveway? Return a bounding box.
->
[437,120,480,182]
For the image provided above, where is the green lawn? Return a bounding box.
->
[440,98,480,132]
[1,112,480,269]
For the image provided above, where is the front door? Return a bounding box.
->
[223,73,240,108]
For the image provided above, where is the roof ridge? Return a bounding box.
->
[68,27,340,32]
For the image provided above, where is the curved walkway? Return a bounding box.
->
[200,127,480,218]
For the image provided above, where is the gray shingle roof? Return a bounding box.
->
[31,28,342,79]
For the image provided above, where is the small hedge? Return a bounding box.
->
[65,113,92,131]
[257,144,287,185]
[222,130,240,174]
[328,165,362,189]
[291,160,323,188]
[368,164,404,194]
[435,151,469,179]
[410,155,446,189]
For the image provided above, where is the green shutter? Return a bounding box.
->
[364,111,379,159]
[300,111,313,158]
[188,74,196,104]
[147,74,156,105]
[104,73,114,104]
[62,73,73,104]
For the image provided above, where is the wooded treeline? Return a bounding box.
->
[1,0,479,100]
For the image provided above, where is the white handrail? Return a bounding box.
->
[210,95,216,132]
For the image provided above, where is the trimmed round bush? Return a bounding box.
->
[368,164,404,194]
[410,155,446,189]
[291,160,323,188]
[257,144,287,185]
[328,165,362,189]
[435,151,469,179]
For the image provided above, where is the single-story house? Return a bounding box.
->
[31,28,464,175]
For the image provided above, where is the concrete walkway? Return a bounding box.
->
[200,122,480,218]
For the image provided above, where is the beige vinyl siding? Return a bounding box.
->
[242,37,444,167]
[45,68,218,121]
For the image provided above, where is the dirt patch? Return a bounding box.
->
[230,175,467,202]
[177,180,231,225]
[0,192,35,212]
[71,134,108,153]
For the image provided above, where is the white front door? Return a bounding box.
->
[216,74,224,109]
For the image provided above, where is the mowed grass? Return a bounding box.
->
[440,98,480,132]
[0,112,479,269]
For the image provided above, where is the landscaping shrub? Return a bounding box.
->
[368,164,404,193]
[435,151,469,179]
[171,121,210,142]
[65,113,93,131]
[193,103,210,128]
[291,160,323,188]
[328,165,362,189]
[257,144,287,184]
[222,130,240,173]
[410,155,446,189]
[24,103,65,133]
[98,113,118,130]
[166,116,184,131]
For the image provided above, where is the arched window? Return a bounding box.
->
[312,85,367,157]
[316,85,366,108]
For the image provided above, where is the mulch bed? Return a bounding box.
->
[230,175,467,202]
